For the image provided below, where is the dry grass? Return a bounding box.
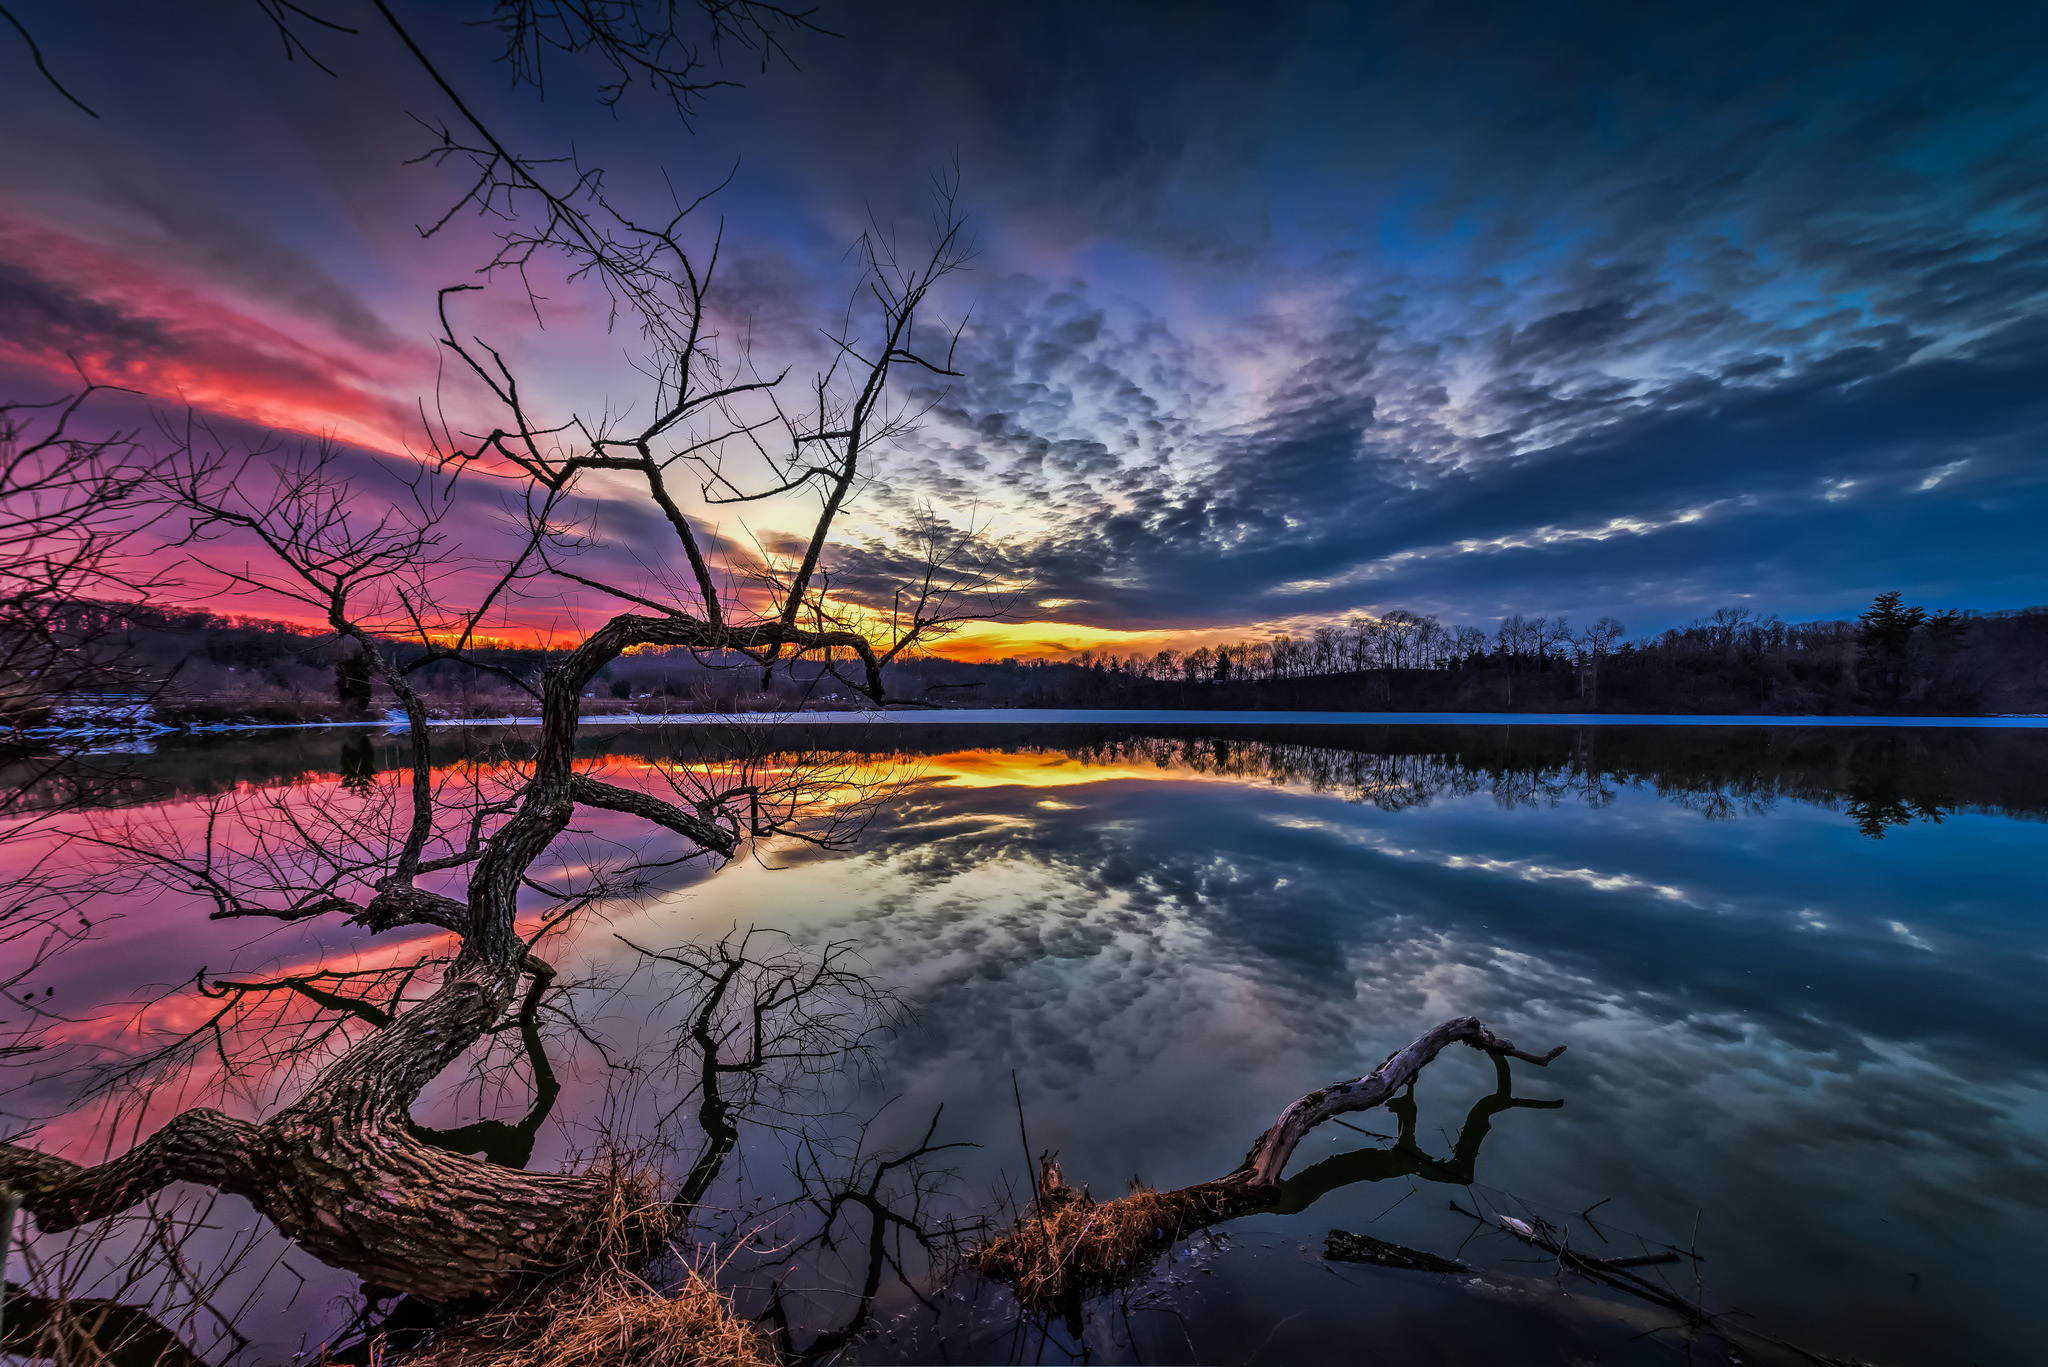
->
[972,1163,1241,1310]
[401,1267,771,1367]
[394,1176,771,1367]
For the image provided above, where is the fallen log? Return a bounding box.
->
[973,1015,1563,1309]
[1323,1228,1470,1274]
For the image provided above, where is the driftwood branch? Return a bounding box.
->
[975,1016,1563,1309]
[1234,1015,1563,1186]
[1324,1228,1471,1274]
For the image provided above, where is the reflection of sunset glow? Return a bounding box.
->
[920,749,1218,789]
[928,618,1236,662]
[14,743,1306,1156]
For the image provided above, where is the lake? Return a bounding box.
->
[6,720,2045,1365]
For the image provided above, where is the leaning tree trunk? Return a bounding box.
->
[1,614,881,1301]
[0,958,617,1300]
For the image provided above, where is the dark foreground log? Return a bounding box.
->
[974,1015,1563,1309]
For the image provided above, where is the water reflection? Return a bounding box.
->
[644,726,2047,1366]
[10,720,2048,835]
[8,723,2046,1365]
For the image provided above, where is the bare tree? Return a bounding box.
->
[0,381,163,801]
[0,5,1008,1356]
[3,160,979,1329]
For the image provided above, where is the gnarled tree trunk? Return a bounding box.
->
[0,617,887,1302]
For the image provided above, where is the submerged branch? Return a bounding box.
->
[974,1015,1563,1310]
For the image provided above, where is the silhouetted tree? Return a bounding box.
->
[334,646,374,715]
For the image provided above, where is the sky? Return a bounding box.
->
[2,0,2045,658]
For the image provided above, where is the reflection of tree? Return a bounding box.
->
[763,1108,979,1362]
[17,722,2043,836]
[1844,787,1950,839]
[338,733,378,794]
[619,928,902,1215]
[1840,734,1956,839]
[911,725,2028,838]
[1269,1052,1561,1214]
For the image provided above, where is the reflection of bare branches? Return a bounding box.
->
[1321,1197,1875,1367]
[3,1188,302,1367]
[411,965,563,1171]
[0,381,170,825]
[617,928,901,1216]
[97,957,449,1102]
[0,853,102,1062]
[612,727,918,861]
[763,1107,980,1362]
[74,756,520,936]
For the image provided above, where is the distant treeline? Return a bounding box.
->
[35,603,857,725]
[30,595,2048,724]
[944,595,2048,716]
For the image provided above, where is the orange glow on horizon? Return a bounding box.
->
[131,591,1249,665]
[912,618,1241,663]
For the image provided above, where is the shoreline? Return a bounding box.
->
[49,706,2048,740]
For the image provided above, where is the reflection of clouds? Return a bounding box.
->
[14,732,2048,1362]
[678,759,2047,1362]
[1888,919,1933,951]
[667,752,2048,1118]
[1268,812,1693,902]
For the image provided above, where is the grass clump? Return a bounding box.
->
[396,1175,771,1367]
[973,1162,1237,1310]
[403,1267,771,1367]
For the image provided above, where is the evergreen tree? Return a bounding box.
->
[1857,591,1928,701]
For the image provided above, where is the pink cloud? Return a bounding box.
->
[0,215,433,455]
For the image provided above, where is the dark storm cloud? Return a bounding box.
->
[3,0,2043,632]
[682,0,2048,630]
[0,258,175,360]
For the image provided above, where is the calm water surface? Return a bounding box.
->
[7,723,2045,1365]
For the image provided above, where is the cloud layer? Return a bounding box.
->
[2,0,2044,639]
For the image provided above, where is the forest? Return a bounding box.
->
[1007,595,2048,715]
[23,593,2046,730]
